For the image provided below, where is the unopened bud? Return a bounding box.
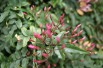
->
[56,36,60,43]
[72,40,77,44]
[61,44,66,49]
[42,53,48,58]
[79,36,86,41]
[39,23,42,28]
[48,6,51,11]
[47,64,51,68]
[77,30,83,36]
[30,5,34,11]
[44,6,47,11]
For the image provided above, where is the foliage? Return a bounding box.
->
[0,0,103,68]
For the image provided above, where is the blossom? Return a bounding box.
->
[52,64,56,67]
[48,6,51,11]
[34,32,42,40]
[71,40,77,44]
[42,29,45,35]
[47,64,51,68]
[46,30,52,38]
[56,36,60,43]
[28,44,39,50]
[46,23,52,30]
[39,23,42,28]
[79,36,86,41]
[42,53,48,58]
[61,44,66,49]
[44,6,47,11]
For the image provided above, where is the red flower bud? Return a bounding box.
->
[34,32,42,40]
[61,44,66,49]
[72,24,81,34]
[72,40,77,44]
[46,30,52,38]
[77,30,83,36]
[48,6,51,11]
[28,44,39,50]
[53,64,56,67]
[46,23,52,30]
[23,12,27,15]
[30,5,34,11]
[56,36,60,43]
[42,29,45,35]
[44,6,47,11]
[39,23,42,28]
[79,36,86,41]
[47,64,51,68]
[42,53,48,58]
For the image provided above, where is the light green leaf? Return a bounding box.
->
[54,46,62,59]
[22,58,28,67]
[65,44,88,54]
[15,19,22,29]
[0,11,9,23]
[21,27,28,36]
[23,37,29,47]
[30,26,35,35]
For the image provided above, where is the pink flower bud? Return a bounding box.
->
[23,12,27,15]
[30,5,34,11]
[47,64,51,68]
[34,32,38,38]
[72,40,77,44]
[77,24,81,28]
[56,36,60,43]
[44,6,47,11]
[77,30,83,36]
[28,44,39,50]
[72,24,81,34]
[46,23,52,30]
[80,60,84,62]
[79,36,86,41]
[37,34,42,40]
[46,30,52,38]
[34,32,42,40]
[61,44,65,49]
[42,53,48,58]
[39,23,42,28]
[42,29,45,35]
[87,43,95,51]
[48,6,51,11]
[53,64,56,67]
[62,14,64,18]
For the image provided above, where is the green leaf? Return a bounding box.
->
[30,26,35,35]
[23,37,29,47]
[54,46,62,59]
[0,11,9,23]
[4,45,11,54]
[65,44,88,54]
[91,50,103,59]
[16,42,23,50]
[22,58,28,68]
[15,19,22,29]
[1,62,6,68]
[21,27,28,36]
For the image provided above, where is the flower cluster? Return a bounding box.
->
[26,6,95,68]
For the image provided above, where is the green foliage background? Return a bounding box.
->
[0,0,103,68]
